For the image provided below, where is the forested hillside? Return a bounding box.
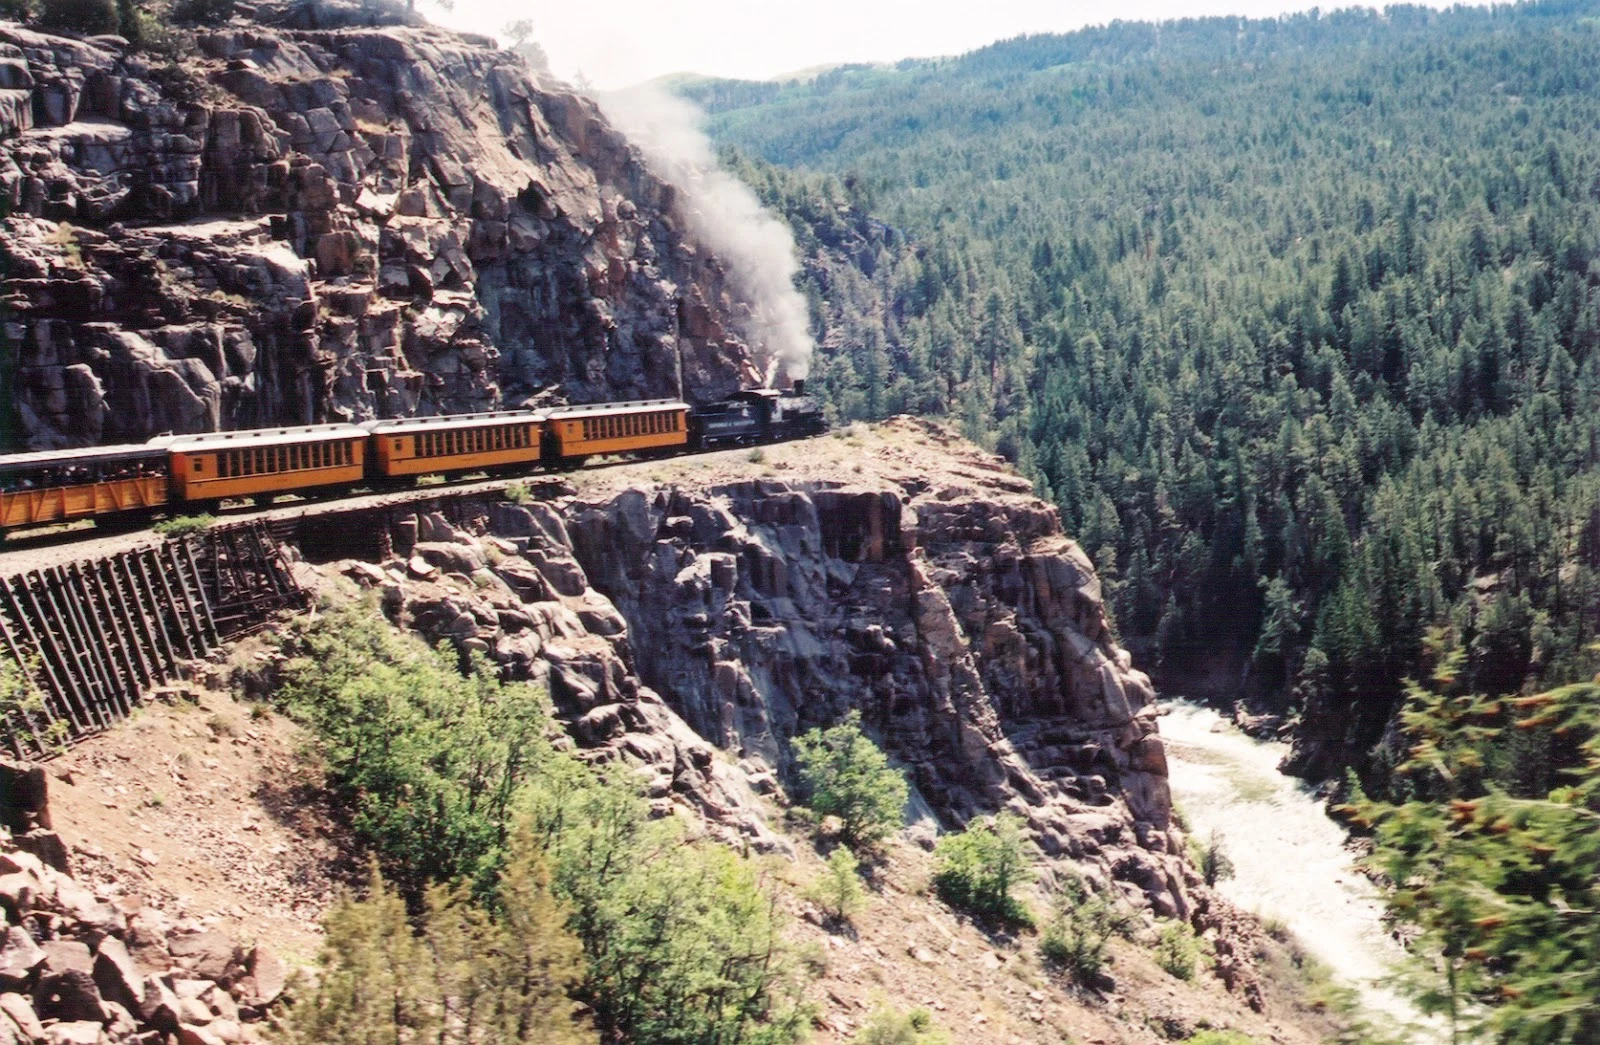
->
[688,0,1600,778]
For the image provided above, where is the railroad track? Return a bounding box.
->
[0,437,827,758]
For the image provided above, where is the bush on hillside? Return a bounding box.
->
[274,602,549,894]
[791,710,908,850]
[519,762,812,1044]
[270,602,812,1044]
[1188,830,1236,888]
[930,812,1035,929]
[38,0,116,33]
[852,1007,951,1044]
[1153,920,1207,980]
[805,846,867,925]
[272,857,594,1044]
[1039,874,1133,984]
[153,513,215,538]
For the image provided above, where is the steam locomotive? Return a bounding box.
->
[0,384,827,532]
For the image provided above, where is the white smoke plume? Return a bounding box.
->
[597,85,814,384]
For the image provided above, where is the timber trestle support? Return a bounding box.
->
[0,522,306,759]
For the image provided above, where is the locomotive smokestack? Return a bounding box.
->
[793,379,806,396]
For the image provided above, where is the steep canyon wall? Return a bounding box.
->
[296,422,1191,917]
[0,20,769,447]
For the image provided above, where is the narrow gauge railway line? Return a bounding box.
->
[0,429,834,756]
[0,387,825,551]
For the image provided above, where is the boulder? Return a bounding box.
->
[33,957,102,1023]
[0,993,43,1041]
[137,977,181,1032]
[0,763,50,833]
[42,1022,101,1045]
[232,945,284,1008]
[91,938,143,1012]
[0,928,43,991]
[165,932,238,983]
[10,833,68,875]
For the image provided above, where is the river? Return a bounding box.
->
[1158,701,1437,1042]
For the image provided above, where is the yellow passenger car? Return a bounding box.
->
[543,400,690,461]
[0,444,170,529]
[365,412,543,478]
[162,424,368,503]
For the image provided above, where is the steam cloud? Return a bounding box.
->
[597,86,814,384]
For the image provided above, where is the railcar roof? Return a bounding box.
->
[157,423,369,453]
[542,399,688,421]
[365,411,543,434]
[0,443,169,472]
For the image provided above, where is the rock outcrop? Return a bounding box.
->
[0,772,284,1045]
[312,420,1190,917]
[0,20,765,448]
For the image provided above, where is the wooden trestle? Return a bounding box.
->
[0,522,305,759]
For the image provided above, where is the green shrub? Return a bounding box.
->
[1039,876,1133,984]
[930,812,1035,929]
[503,479,533,504]
[272,856,594,1044]
[1154,920,1206,980]
[791,710,908,850]
[38,0,116,33]
[153,513,215,538]
[805,847,866,925]
[1188,830,1235,888]
[1185,1033,1258,1045]
[273,601,553,894]
[270,601,812,1045]
[852,1007,951,1044]
[519,762,812,1044]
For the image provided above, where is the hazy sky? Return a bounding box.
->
[434,0,1470,90]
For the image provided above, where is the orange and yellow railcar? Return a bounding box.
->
[542,400,689,460]
[0,445,170,528]
[365,412,544,478]
[161,424,369,504]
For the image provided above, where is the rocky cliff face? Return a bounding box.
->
[307,420,1190,918]
[0,19,768,448]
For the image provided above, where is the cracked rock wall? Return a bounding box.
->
[323,423,1190,917]
[0,21,766,448]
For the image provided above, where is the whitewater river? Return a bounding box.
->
[1159,701,1438,1042]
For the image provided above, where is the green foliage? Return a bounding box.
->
[791,710,908,849]
[805,847,866,925]
[1153,921,1206,981]
[1039,875,1133,984]
[697,4,1600,773]
[1187,831,1236,888]
[930,812,1035,929]
[1353,674,1600,1042]
[502,480,533,505]
[518,762,811,1045]
[851,1007,951,1044]
[271,602,811,1045]
[271,857,594,1044]
[274,603,548,895]
[1185,1033,1259,1045]
[0,652,43,720]
[153,513,215,538]
[37,0,116,32]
